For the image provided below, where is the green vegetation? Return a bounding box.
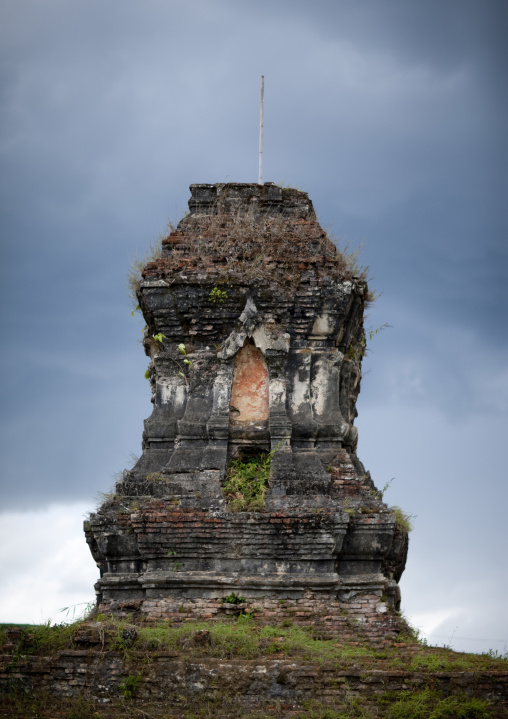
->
[380,688,493,718]
[223,448,275,511]
[58,601,96,622]
[346,334,366,362]
[0,617,365,664]
[1,621,82,656]
[121,617,382,663]
[391,505,414,532]
[379,477,394,499]
[367,322,391,342]
[209,286,228,304]
[128,241,163,309]
[3,615,506,671]
[95,490,117,506]
[274,180,304,191]
[146,472,165,481]
[177,343,193,367]
[222,592,246,605]
[171,342,193,384]
[145,342,193,386]
[347,322,392,363]
[119,674,142,700]
[365,479,415,533]
[1,616,506,718]
[0,689,499,719]
[2,616,504,669]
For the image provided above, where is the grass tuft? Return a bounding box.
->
[128,240,163,308]
[381,687,493,718]
[223,448,274,512]
[390,505,414,532]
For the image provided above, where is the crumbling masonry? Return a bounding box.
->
[85,183,408,639]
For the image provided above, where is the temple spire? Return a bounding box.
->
[258,75,264,184]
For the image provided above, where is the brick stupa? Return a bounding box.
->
[85,183,408,638]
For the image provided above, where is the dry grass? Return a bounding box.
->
[131,199,370,301]
[128,240,164,307]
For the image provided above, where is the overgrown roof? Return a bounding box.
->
[140,183,369,295]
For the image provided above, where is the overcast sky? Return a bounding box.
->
[1,0,507,654]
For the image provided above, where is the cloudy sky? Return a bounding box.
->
[1,0,506,654]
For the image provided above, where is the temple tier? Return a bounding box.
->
[85,183,407,635]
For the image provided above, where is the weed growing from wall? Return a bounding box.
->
[209,286,228,303]
[57,601,95,623]
[370,479,415,532]
[224,448,275,511]
[222,592,246,605]
[145,340,192,387]
[347,322,392,362]
[390,505,414,533]
[119,674,142,700]
[128,241,163,308]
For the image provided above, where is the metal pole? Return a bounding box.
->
[258,75,264,185]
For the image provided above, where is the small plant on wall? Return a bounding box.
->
[209,286,228,304]
[224,446,277,511]
[222,591,246,604]
[391,505,415,532]
[145,340,193,386]
[119,674,142,700]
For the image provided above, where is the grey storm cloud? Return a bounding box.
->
[0,0,505,495]
[0,0,506,651]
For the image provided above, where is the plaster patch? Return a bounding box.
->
[311,313,333,337]
[160,382,186,409]
[290,354,311,415]
[269,379,286,409]
[310,358,329,416]
[230,343,269,422]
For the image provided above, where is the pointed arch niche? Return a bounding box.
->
[228,339,270,452]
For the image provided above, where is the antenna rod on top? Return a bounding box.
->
[258,75,264,184]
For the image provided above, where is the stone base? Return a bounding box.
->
[3,649,507,716]
[95,575,403,644]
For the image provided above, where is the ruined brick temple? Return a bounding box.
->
[85,183,408,636]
